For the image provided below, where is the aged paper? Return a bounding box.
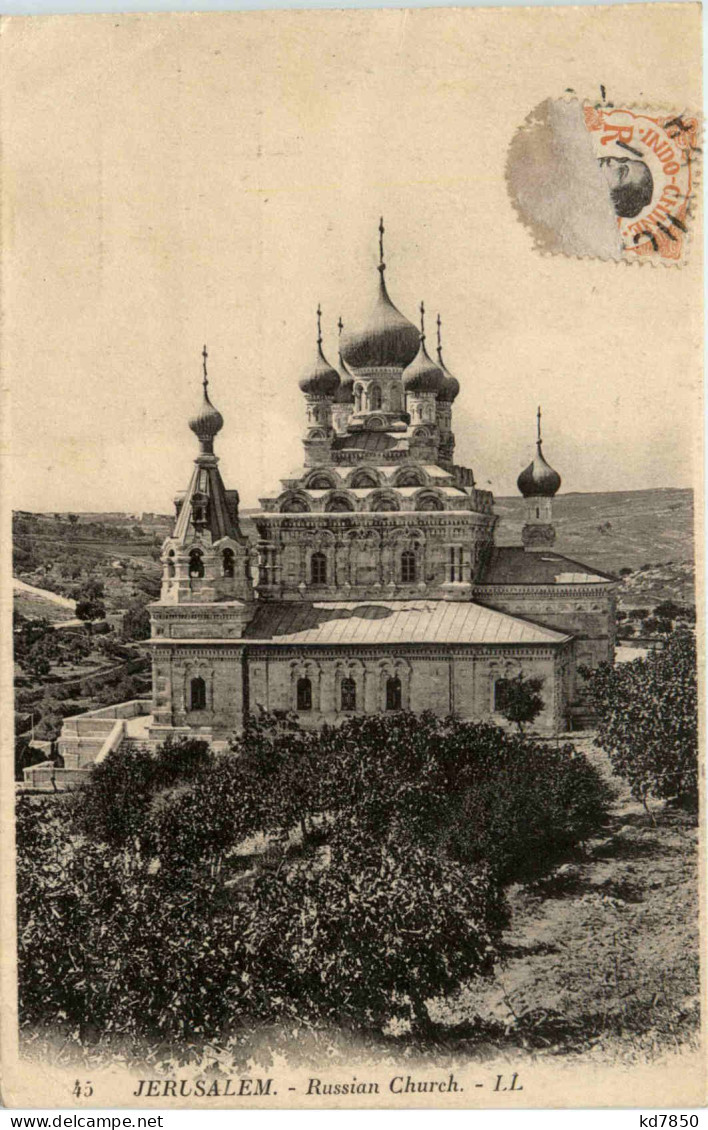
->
[1,3,704,1111]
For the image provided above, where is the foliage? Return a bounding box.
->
[17,713,611,1050]
[75,599,106,623]
[122,599,152,641]
[585,633,698,810]
[494,673,545,732]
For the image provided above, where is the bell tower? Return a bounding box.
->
[149,349,254,740]
[517,407,562,550]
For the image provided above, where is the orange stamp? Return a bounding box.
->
[507,97,700,264]
[584,105,699,262]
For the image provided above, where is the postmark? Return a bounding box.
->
[584,105,698,262]
[506,96,700,264]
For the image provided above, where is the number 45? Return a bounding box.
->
[72,1080,94,1098]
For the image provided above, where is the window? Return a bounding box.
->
[309,475,335,490]
[189,549,204,578]
[369,384,382,411]
[190,677,206,711]
[401,550,416,583]
[354,384,364,412]
[325,494,354,512]
[396,470,424,488]
[222,548,235,577]
[448,545,463,582]
[536,507,540,519]
[494,679,512,713]
[350,471,377,488]
[340,677,356,712]
[386,676,402,711]
[415,493,443,511]
[297,677,312,711]
[166,552,175,578]
[311,551,327,585]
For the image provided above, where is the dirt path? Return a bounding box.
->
[13,579,76,610]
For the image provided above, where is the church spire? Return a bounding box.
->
[188,345,224,455]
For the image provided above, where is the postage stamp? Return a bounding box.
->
[506,97,700,264]
[583,105,699,262]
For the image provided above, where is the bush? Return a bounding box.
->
[586,633,698,810]
[17,714,611,1050]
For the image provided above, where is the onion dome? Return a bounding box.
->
[340,218,420,371]
[298,305,341,398]
[402,302,444,395]
[333,316,355,405]
[189,346,224,451]
[517,407,562,497]
[436,314,460,404]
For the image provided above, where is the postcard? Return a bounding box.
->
[1,2,704,1111]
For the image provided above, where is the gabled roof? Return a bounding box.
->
[478,547,616,586]
[244,599,571,647]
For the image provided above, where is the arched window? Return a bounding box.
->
[222,548,235,578]
[396,469,425,488]
[309,475,335,490]
[354,384,364,412]
[350,471,377,489]
[415,493,444,511]
[166,551,175,578]
[536,507,540,519]
[401,550,417,583]
[340,677,356,712]
[189,549,204,578]
[369,384,382,411]
[190,676,206,711]
[386,676,402,711]
[325,494,354,512]
[297,677,312,711]
[370,494,399,512]
[281,498,309,513]
[311,551,327,585]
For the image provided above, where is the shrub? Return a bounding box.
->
[586,633,698,810]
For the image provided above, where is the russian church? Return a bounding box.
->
[149,222,616,740]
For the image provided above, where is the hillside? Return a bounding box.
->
[493,487,694,577]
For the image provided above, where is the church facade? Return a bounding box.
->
[148,223,616,741]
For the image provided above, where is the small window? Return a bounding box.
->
[189,549,204,578]
[190,676,206,711]
[222,548,235,578]
[166,552,175,579]
[494,679,512,713]
[386,676,402,711]
[536,507,540,519]
[297,677,312,711]
[401,550,416,583]
[350,471,377,489]
[311,551,327,585]
[370,385,382,411]
[448,545,463,582]
[341,677,356,712]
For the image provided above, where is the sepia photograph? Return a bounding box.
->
[1,2,704,1111]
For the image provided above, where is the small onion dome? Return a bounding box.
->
[436,315,460,403]
[334,317,355,404]
[299,306,340,398]
[189,348,224,444]
[402,302,444,395]
[438,360,460,403]
[517,441,562,497]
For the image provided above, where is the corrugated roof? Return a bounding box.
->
[244,599,570,647]
[479,547,615,585]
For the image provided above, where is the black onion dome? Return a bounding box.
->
[517,442,562,497]
[341,271,420,371]
[189,384,224,443]
[438,358,460,403]
[402,338,444,395]
[299,341,340,398]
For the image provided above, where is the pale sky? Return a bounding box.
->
[3,7,702,514]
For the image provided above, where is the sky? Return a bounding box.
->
[3,6,702,514]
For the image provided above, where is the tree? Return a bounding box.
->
[495,673,545,732]
[75,599,106,630]
[122,600,151,641]
[586,633,698,811]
